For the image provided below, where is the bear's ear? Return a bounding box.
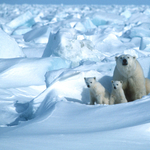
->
[115,56,118,61]
[94,77,96,80]
[120,80,123,84]
[133,56,136,59]
[111,80,114,83]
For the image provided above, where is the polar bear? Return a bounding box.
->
[110,80,127,105]
[113,54,146,102]
[84,77,110,105]
[145,78,150,95]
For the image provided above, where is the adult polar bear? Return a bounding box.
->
[113,54,150,102]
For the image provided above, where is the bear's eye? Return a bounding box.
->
[120,57,122,59]
[90,82,92,84]
[116,84,118,86]
[127,57,129,59]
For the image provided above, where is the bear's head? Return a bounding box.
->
[84,77,96,88]
[111,80,123,90]
[115,54,136,66]
[115,54,137,78]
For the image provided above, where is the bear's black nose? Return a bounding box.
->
[122,59,128,65]
[87,85,90,88]
[114,86,116,89]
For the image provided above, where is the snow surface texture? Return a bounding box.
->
[0,4,150,150]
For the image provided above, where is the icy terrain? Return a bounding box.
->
[0,4,150,150]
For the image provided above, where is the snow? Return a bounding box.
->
[0,4,150,150]
[0,57,70,88]
[0,28,25,58]
[23,26,49,43]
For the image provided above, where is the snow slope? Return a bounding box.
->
[0,4,150,150]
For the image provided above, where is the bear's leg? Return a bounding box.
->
[120,99,127,103]
[110,95,115,105]
[145,78,150,95]
[127,78,146,101]
[90,92,96,105]
[134,81,146,100]
[96,95,102,104]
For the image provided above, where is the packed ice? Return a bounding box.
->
[0,4,150,150]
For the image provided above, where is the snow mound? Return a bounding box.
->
[0,57,70,88]
[0,29,25,58]
[43,28,105,67]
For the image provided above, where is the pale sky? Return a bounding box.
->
[0,0,150,5]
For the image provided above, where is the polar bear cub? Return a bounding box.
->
[84,77,110,105]
[110,80,127,105]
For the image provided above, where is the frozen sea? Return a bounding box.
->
[0,4,150,150]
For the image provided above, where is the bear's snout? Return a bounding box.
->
[87,85,90,88]
[114,86,117,89]
[122,58,128,66]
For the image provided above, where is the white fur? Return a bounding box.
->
[84,77,110,105]
[113,54,146,101]
[110,80,127,105]
[145,78,150,95]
